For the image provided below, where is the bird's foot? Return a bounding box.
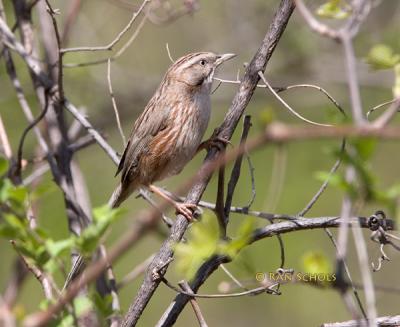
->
[197,136,232,153]
[174,202,198,221]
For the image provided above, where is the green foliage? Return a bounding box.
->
[257,107,275,128]
[91,291,115,319]
[366,44,400,70]
[48,296,94,327]
[315,138,400,215]
[316,0,350,19]
[302,251,331,275]
[175,213,220,280]
[0,174,121,279]
[175,213,255,280]
[76,205,122,256]
[315,170,357,197]
[0,173,123,321]
[0,157,9,176]
[220,218,254,258]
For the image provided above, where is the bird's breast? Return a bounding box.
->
[161,92,211,178]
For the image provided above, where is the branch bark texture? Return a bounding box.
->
[121,0,296,325]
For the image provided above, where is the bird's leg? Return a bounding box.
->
[148,184,197,221]
[197,132,232,154]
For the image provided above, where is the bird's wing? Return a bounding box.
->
[115,99,170,184]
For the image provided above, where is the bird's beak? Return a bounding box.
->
[215,53,236,66]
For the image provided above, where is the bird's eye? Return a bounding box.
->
[199,59,206,66]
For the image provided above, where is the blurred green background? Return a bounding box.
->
[1,0,400,326]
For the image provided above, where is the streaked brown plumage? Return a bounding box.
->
[109,52,235,219]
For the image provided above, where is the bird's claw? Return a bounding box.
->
[174,202,197,221]
[198,136,232,153]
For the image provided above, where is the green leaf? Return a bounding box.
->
[366,44,400,70]
[175,213,220,280]
[45,239,74,258]
[8,185,28,203]
[316,0,350,19]
[91,292,114,317]
[0,157,9,176]
[352,137,377,161]
[219,218,254,258]
[50,296,93,327]
[258,107,275,128]
[73,296,93,316]
[315,171,357,197]
[30,180,57,200]
[76,205,122,255]
[302,251,331,275]
[0,179,14,202]
[3,214,26,233]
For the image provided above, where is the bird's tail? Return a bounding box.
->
[108,182,137,208]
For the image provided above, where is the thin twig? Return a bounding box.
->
[366,98,399,119]
[224,115,252,218]
[371,97,400,128]
[60,0,150,53]
[298,140,345,217]
[117,255,155,290]
[214,78,346,116]
[216,165,226,234]
[160,277,279,298]
[0,114,12,159]
[340,33,365,124]
[166,43,174,63]
[178,282,208,327]
[44,0,64,101]
[107,59,126,146]
[10,240,54,301]
[258,72,333,127]
[63,15,147,68]
[220,264,248,291]
[15,95,50,181]
[322,315,400,327]
[293,0,340,41]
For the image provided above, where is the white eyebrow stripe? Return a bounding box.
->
[176,53,213,71]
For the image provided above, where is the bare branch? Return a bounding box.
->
[367,98,399,119]
[117,255,155,290]
[341,34,365,124]
[60,0,150,53]
[258,72,333,127]
[293,0,340,40]
[371,97,400,128]
[322,315,400,327]
[178,282,208,327]
[107,59,126,146]
[63,15,147,68]
[224,115,252,220]
[160,276,279,299]
[0,115,12,159]
[121,1,296,324]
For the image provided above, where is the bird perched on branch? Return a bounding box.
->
[109,52,236,219]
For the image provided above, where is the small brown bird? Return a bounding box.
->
[109,52,236,219]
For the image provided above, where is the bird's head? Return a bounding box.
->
[167,52,236,90]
